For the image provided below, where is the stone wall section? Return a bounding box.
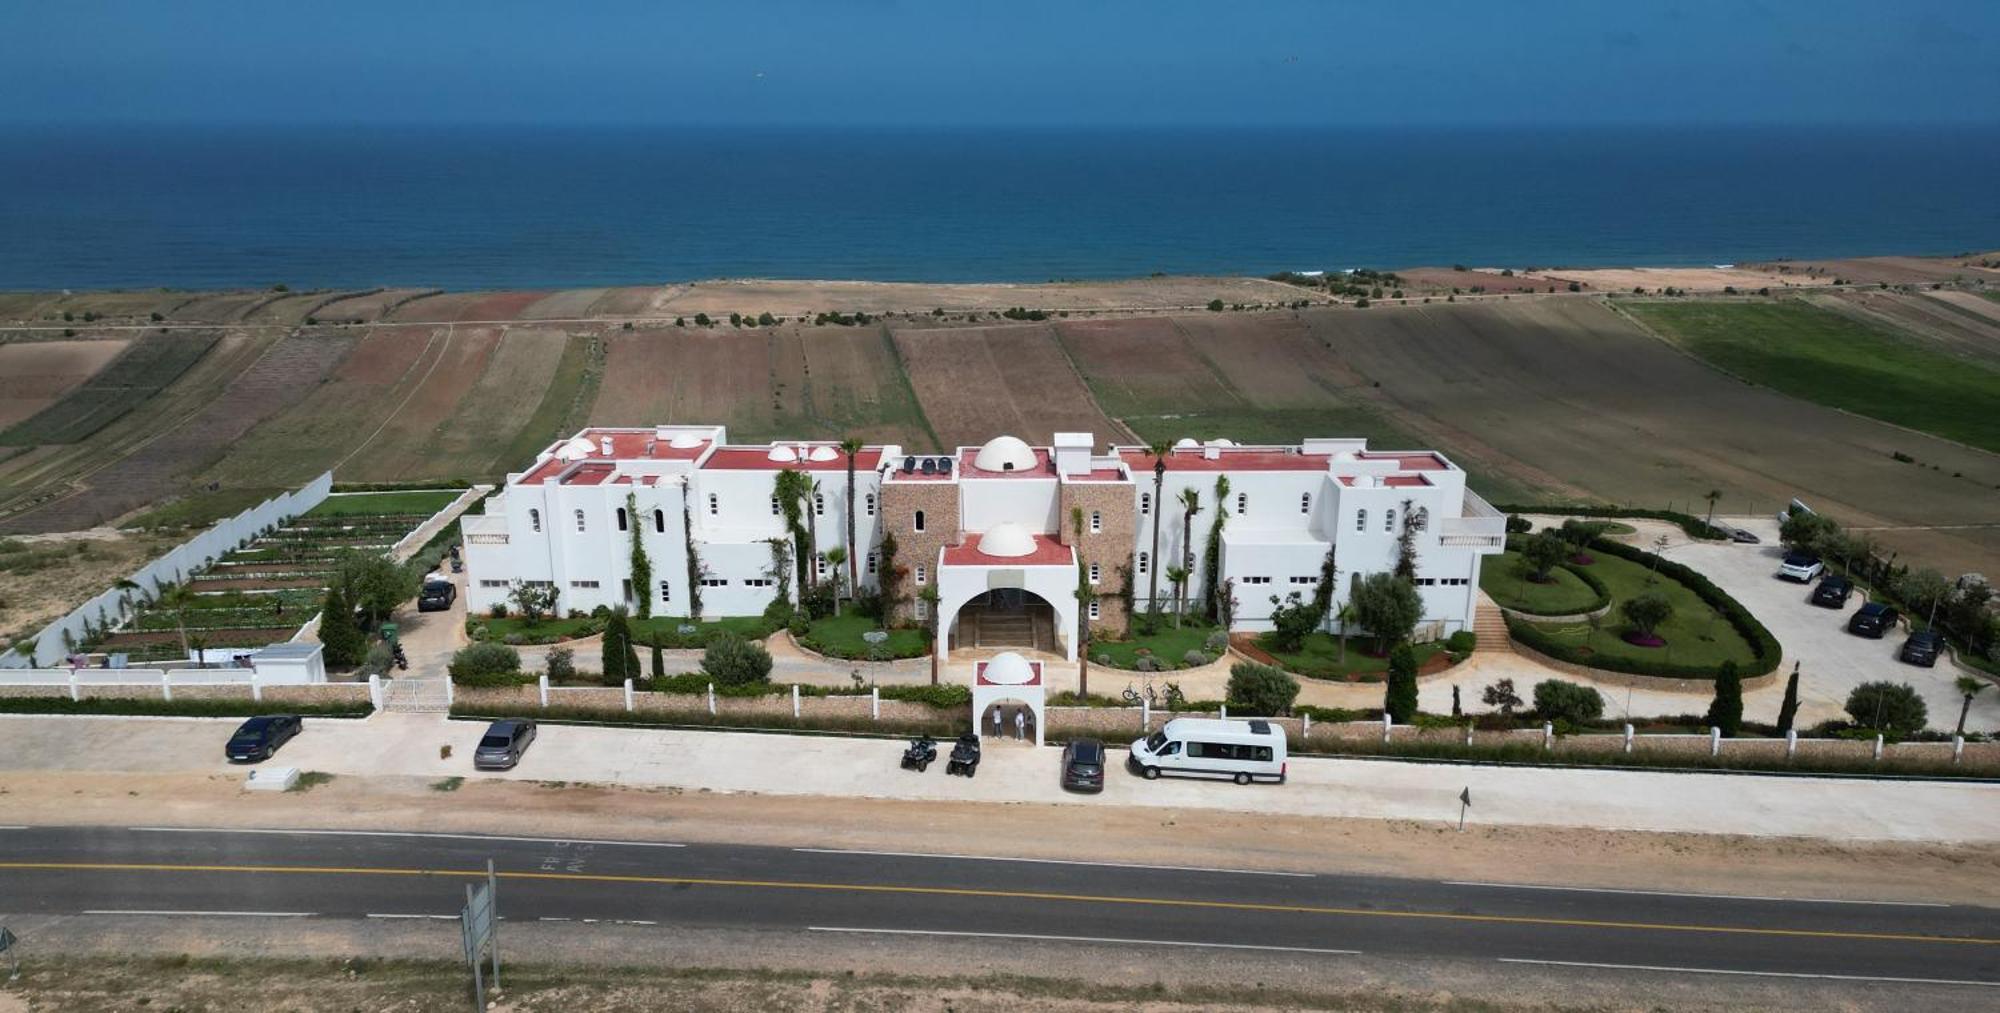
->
[878,482,961,625]
[1060,482,1137,634]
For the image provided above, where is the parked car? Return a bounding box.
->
[1810,575,1853,608]
[1899,631,1944,668]
[1778,554,1824,583]
[1846,602,1901,639]
[1060,738,1107,793]
[225,714,302,762]
[1727,527,1762,545]
[1128,718,1287,785]
[417,578,456,612]
[473,719,536,770]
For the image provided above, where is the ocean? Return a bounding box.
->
[3,124,1996,291]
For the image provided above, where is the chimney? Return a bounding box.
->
[599,436,613,457]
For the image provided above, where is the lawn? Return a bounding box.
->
[798,611,927,660]
[1480,551,1605,615]
[307,489,464,518]
[1258,634,1445,681]
[1090,622,1223,670]
[1514,547,1758,670]
[1625,299,2000,453]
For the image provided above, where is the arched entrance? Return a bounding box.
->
[952,588,1057,653]
[972,652,1044,747]
[978,700,1040,745]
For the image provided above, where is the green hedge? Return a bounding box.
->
[634,674,972,708]
[450,703,966,739]
[0,697,373,718]
[1505,536,1780,680]
[1495,503,1727,540]
[1491,536,1613,616]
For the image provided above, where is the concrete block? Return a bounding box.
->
[245,766,299,792]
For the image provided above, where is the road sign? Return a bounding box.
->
[1,924,18,980]
[1457,787,1472,832]
[460,860,500,1012]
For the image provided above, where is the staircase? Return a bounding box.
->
[1471,591,1514,654]
[382,676,452,713]
[975,610,1037,650]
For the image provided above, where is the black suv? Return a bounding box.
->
[1810,575,1852,608]
[1899,631,1944,668]
[1061,738,1106,793]
[225,715,302,762]
[417,579,456,612]
[1846,602,1901,639]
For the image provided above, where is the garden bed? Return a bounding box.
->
[1089,622,1227,671]
[468,614,778,648]
[795,612,926,660]
[1237,633,1448,681]
[1480,549,1609,616]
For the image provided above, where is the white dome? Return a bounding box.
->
[1205,438,1235,448]
[973,435,1037,473]
[976,522,1038,558]
[667,432,704,449]
[555,435,596,462]
[983,651,1036,685]
[766,445,798,462]
[808,445,839,462]
[1173,437,1199,449]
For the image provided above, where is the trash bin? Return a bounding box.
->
[379,622,399,650]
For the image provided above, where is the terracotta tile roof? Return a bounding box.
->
[942,533,1075,566]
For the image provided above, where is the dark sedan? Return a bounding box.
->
[1846,602,1901,639]
[1899,631,1944,668]
[473,719,536,770]
[1810,575,1853,608]
[225,715,302,762]
[1061,738,1106,793]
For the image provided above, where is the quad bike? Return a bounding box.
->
[900,735,937,772]
[945,733,982,777]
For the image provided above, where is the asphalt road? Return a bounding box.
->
[1,826,1996,988]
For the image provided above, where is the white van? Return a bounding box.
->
[1127,717,1287,785]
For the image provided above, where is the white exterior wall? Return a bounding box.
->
[960,477,1060,534]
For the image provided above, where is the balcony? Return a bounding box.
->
[463,513,510,545]
[1439,489,1506,550]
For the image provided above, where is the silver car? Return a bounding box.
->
[473,719,536,770]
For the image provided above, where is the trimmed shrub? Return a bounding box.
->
[1384,644,1418,722]
[545,646,576,682]
[1225,661,1300,716]
[1182,649,1211,667]
[1203,630,1229,652]
[1707,660,1743,736]
[1532,679,1605,724]
[701,632,773,686]
[1445,630,1477,655]
[1845,681,1928,738]
[448,642,524,687]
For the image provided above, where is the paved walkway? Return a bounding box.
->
[5,713,1996,843]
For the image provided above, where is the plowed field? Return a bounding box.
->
[892,323,1126,449]
[0,339,129,427]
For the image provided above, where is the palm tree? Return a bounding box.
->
[1704,489,1722,527]
[840,437,862,597]
[1165,565,1190,627]
[1955,676,1989,738]
[1146,441,1169,618]
[824,546,848,614]
[1335,601,1355,664]
[1071,506,1095,698]
[920,586,942,686]
[804,477,822,596]
[1176,487,1201,612]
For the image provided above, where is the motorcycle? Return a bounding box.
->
[900,735,937,772]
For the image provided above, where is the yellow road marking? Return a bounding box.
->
[2,861,1993,947]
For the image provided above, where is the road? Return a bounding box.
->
[1,825,1995,988]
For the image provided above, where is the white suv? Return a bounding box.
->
[1778,554,1824,583]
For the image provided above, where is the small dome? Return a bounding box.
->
[808,445,839,462]
[555,435,596,462]
[667,432,704,449]
[1173,437,1199,449]
[1205,438,1235,448]
[977,522,1038,558]
[983,651,1036,685]
[973,435,1037,473]
[766,445,798,462]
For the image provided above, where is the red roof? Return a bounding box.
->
[703,446,885,472]
[519,429,713,484]
[1119,448,1332,473]
[1363,452,1447,471]
[942,533,1075,567]
[1384,475,1432,487]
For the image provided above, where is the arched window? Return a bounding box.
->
[1236,492,1247,515]
[769,495,780,515]
[707,493,719,516]
[653,509,665,533]
[1137,551,1149,575]
[1140,493,1151,516]
[1384,509,1395,532]
[1355,509,1367,532]
[814,493,824,516]
[1300,493,1311,514]
[915,565,928,585]
[865,493,876,517]
[1089,510,1102,533]
[529,508,541,533]
[574,509,586,532]
[1088,562,1101,585]
[914,510,926,533]
[616,507,628,532]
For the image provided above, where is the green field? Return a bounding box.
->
[1515,547,1757,670]
[306,489,463,518]
[1480,551,1605,615]
[1,332,220,445]
[1625,300,2000,452]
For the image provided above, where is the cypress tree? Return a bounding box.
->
[1775,661,1801,735]
[1706,660,1744,737]
[600,608,640,686]
[318,586,364,668]
[650,638,665,679]
[1384,643,1419,723]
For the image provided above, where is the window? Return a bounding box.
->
[743,578,775,588]
[815,554,828,579]
[1300,493,1311,515]
[814,493,825,516]
[1355,509,1367,532]
[1140,493,1151,516]
[1236,492,1247,515]
[570,580,600,589]
[622,578,633,602]
[574,509,586,532]
[1090,510,1102,534]
[700,578,729,588]
[708,493,719,516]
[1385,509,1395,532]
[617,507,628,532]
[1242,576,1271,585]
[523,580,554,589]
[1137,552,1149,575]
[914,510,926,533]
[914,597,929,621]
[770,495,780,516]
[1416,577,1437,587]
[865,493,876,517]
[1088,562,1102,585]
[915,565,928,585]
[529,508,541,533]
[1088,600,1101,621]
[654,508,665,533]
[659,581,671,603]
[479,579,510,588]
[1289,576,1315,585]
[866,551,878,575]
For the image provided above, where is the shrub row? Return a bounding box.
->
[1506,536,1781,680]
[633,673,971,708]
[1495,503,1728,540]
[0,697,373,718]
[450,703,968,739]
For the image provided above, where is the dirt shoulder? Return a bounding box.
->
[4,769,1992,906]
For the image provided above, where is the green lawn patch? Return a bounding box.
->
[1481,551,1606,615]
[797,611,926,660]
[1626,299,2000,452]
[1512,545,1758,672]
[307,489,462,518]
[1260,635,1444,681]
[128,487,290,530]
[1091,622,1223,670]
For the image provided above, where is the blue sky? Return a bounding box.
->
[4,0,1996,127]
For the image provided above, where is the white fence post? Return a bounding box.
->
[1302,712,1311,736]
[444,677,454,708]
[871,686,880,721]
[1709,727,1721,757]
[791,684,801,718]
[1219,704,1228,721]
[707,682,716,715]
[1785,728,1797,759]
[1142,697,1150,731]
[538,674,549,708]
[1873,734,1884,761]
[1623,723,1634,753]
[367,673,383,712]
[1464,724,1473,746]
[250,672,263,703]
[1954,735,1965,764]
[68,672,81,702]
[1542,721,1553,751]
[161,671,173,703]
[624,678,635,712]
[1382,713,1392,743]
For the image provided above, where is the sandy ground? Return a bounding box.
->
[0,528,178,643]
[640,276,1325,317]
[1537,265,1814,292]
